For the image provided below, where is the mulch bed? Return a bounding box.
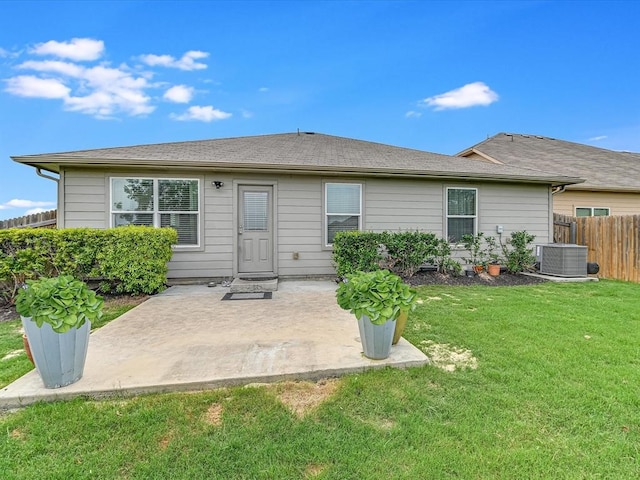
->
[405,270,548,287]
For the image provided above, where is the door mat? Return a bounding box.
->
[222,292,273,301]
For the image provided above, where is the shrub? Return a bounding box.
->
[501,230,536,273]
[433,238,461,275]
[332,231,384,277]
[0,226,178,303]
[95,226,177,294]
[332,230,439,278]
[382,231,438,277]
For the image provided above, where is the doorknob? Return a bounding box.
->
[238,226,244,234]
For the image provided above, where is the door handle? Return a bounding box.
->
[238,226,244,234]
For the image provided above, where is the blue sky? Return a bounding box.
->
[1,0,639,220]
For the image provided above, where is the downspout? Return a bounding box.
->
[35,168,61,228]
[552,185,567,195]
[36,168,59,184]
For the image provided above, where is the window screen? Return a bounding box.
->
[325,183,361,245]
[111,178,200,247]
[447,188,477,242]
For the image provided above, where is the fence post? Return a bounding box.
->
[570,222,577,244]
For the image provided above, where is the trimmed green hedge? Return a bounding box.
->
[0,226,177,304]
[332,230,439,278]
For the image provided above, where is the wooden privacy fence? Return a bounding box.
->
[0,209,57,229]
[554,213,640,283]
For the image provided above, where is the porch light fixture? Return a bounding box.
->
[212,181,224,189]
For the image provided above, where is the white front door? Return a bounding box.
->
[238,185,273,274]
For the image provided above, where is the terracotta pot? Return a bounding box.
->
[487,264,501,276]
[392,310,408,345]
[22,334,34,365]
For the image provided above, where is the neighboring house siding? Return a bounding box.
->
[554,191,640,216]
[61,168,552,279]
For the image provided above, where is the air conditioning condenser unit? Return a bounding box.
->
[536,244,587,277]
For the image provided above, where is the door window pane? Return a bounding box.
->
[243,191,268,231]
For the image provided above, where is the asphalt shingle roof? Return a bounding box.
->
[459,133,640,191]
[12,132,583,186]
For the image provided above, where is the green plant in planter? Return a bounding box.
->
[16,275,103,333]
[336,269,417,324]
[485,235,501,265]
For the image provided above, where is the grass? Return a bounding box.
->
[0,297,144,389]
[1,281,640,478]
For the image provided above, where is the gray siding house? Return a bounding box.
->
[12,132,582,280]
[458,133,640,217]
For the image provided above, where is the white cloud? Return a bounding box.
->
[18,59,85,77]
[4,75,70,98]
[259,87,269,92]
[11,60,155,117]
[25,207,50,215]
[1,199,55,209]
[420,82,499,110]
[163,85,194,103]
[171,105,231,122]
[3,39,219,120]
[589,135,608,141]
[31,38,104,61]
[405,110,422,118]
[139,50,208,71]
[0,47,9,57]
[241,109,254,119]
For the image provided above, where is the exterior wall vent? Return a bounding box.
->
[536,244,588,277]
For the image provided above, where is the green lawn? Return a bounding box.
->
[1,281,639,479]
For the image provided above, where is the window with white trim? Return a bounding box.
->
[325,183,362,245]
[575,207,610,217]
[446,187,477,242]
[111,177,200,246]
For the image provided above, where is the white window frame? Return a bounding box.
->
[575,206,610,217]
[324,182,362,247]
[110,177,201,248]
[446,187,478,243]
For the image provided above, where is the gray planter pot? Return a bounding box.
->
[357,315,397,360]
[21,316,91,389]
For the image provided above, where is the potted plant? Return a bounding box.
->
[461,233,487,274]
[336,269,417,359]
[485,236,501,276]
[16,275,103,388]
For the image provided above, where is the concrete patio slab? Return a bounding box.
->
[0,280,428,409]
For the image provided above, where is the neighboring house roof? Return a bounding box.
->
[12,132,583,186]
[458,132,640,192]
